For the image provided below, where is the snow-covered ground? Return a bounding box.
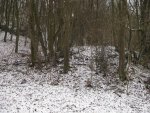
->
[0,32,150,113]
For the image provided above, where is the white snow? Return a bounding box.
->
[0,32,150,113]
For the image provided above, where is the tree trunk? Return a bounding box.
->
[118,0,127,81]
[15,1,19,53]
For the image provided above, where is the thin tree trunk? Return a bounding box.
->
[118,0,127,81]
[15,1,19,53]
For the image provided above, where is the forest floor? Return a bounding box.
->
[0,32,150,113]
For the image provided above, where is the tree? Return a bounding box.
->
[118,0,128,81]
[15,0,19,53]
